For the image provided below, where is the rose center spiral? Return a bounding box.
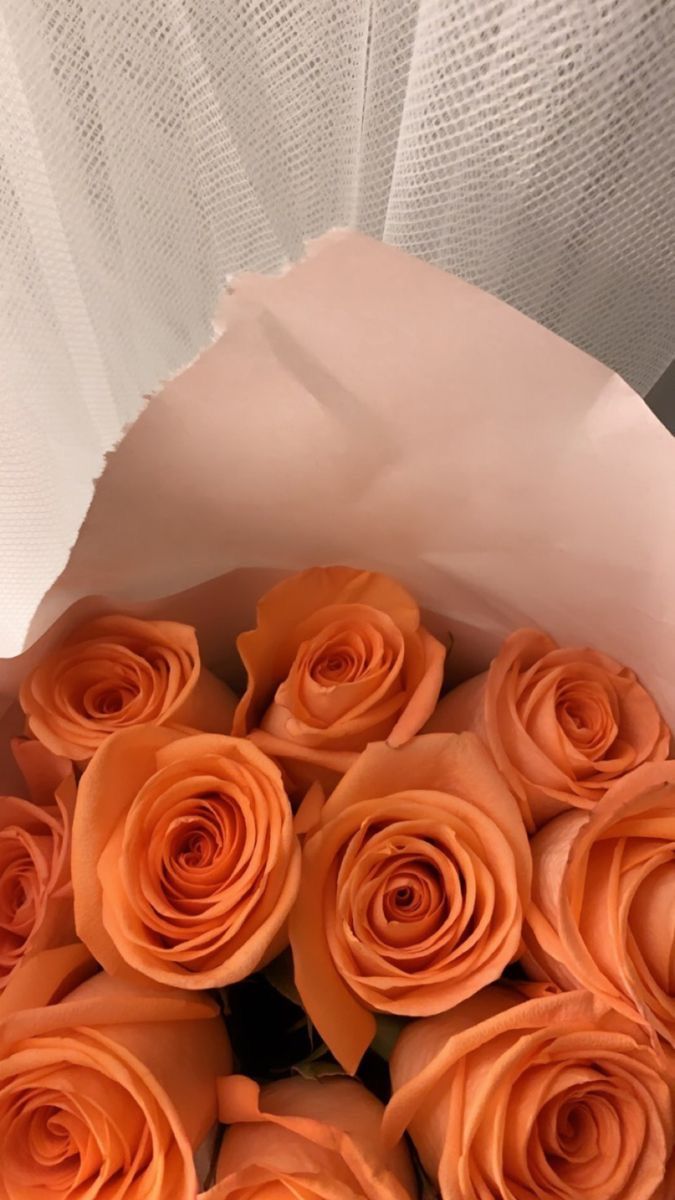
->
[312,642,363,684]
[178,830,215,868]
[170,806,224,871]
[0,851,35,926]
[30,1105,79,1166]
[82,681,139,718]
[555,1099,597,1159]
[531,1082,626,1194]
[9,877,28,915]
[554,680,616,755]
[0,1093,89,1196]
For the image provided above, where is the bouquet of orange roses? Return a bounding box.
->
[1,234,674,1200]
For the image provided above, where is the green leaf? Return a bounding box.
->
[371,1014,406,1061]
[263,948,302,1007]
[214,988,231,1015]
[291,1056,345,1084]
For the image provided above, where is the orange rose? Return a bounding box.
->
[72,727,301,988]
[233,567,446,789]
[524,760,675,1048]
[428,628,669,829]
[385,985,675,1200]
[289,733,531,1073]
[20,614,237,761]
[0,739,75,990]
[201,1075,416,1200]
[0,944,232,1198]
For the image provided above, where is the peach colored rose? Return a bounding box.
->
[72,727,301,988]
[384,984,675,1200]
[233,567,446,790]
[20,613,237,761]
[524,759,675,1049]
[201,1075,416,1200]
[427,627,669,829]
[0,739,75,991]
[289,733,531,1073]
[0,944,232,1199]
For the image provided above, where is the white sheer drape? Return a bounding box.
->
[1,0,674,652]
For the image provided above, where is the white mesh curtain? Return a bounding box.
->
[1,0,675,652]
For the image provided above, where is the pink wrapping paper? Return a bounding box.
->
[1,230,674,739]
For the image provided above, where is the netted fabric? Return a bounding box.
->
[1,0,674,652]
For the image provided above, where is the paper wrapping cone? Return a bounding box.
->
[1,230,673,746]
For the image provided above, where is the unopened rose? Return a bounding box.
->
[201,1075,416,1200]
[72,727,301,988]
[20,613,237,761]
[428,628,669,828]
[524,759,675,1047]
[385,985,674,1200]
[289,732,531,1072]
[0,739,75,991]
[234,567,446,789]
[0,944,232,1199]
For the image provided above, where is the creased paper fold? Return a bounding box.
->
[2,231,674,729]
